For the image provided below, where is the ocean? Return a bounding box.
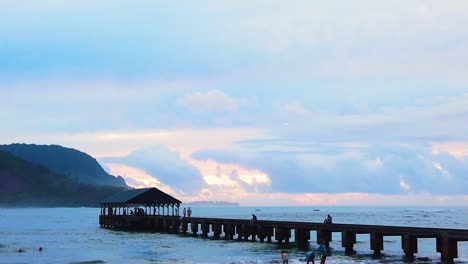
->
[0,206,467,263]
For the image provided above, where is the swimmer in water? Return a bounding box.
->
[281,250,288,264]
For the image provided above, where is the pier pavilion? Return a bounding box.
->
[99,187,182,229]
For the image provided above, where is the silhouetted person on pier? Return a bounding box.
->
[135,208,144,216]
[183,207,187,217]
[323,214,332,224]
[250,214,257,228]
[187,207,192,217]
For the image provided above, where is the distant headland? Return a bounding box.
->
[183,201,240,207]
[0,143,127,207]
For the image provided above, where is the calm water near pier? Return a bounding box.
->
[0,206,467,263]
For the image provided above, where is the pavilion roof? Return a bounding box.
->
[100,187,182,206]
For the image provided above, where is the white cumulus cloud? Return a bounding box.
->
[176,90,246,113]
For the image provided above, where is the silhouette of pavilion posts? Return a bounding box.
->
[99,187,182,229]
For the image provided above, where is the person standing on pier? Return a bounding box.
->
[187,207,192,217]
[183,207,186,217]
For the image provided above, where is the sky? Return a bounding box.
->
[1,0,468,206]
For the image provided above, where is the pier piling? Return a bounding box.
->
[342,231,356,255]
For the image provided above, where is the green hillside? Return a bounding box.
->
[0,143,127,188]
[0,150,124,207]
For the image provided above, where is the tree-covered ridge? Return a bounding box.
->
[0,143,127,188]
[0,150,124,207]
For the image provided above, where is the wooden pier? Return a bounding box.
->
[99,188,467,263]
[99,214,468,263]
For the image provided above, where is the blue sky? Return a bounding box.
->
[1,1,467,205]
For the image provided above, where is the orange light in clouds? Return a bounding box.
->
[432,142,468,160]
[186,158,271,186]
[105,162,176,194]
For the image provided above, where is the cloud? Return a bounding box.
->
[2,1,468,205]
[192,142,468,195]
[282,102,307,116]
[0,79,211,132]
[105,162,176,194]
[176,90,246,113]
[273,94,468,143]
[102,146,207,195]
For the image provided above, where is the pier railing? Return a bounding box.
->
[99,215,468,263]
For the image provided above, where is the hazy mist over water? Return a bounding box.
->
[0,207,467,263]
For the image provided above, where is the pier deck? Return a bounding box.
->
[99,214,468,263]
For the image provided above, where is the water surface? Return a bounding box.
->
[0,206,467,263]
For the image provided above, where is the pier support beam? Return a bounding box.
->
[370,233,383,256]
[191,222,199,237]
[171,220,180,233]
[257,225,265,242]
[296,228,309,249]
[402,234,418,259]
[342,231,356,255]
[275,226,284,244]
[265,227,274,243]
[155,218,163,231]
[202,222,209,238]
[241,224,250,241]
[223,224,235,240]
[213,223,221,239]
[181,221,188,234]
[317,229,332,250]
[437,237,457,264]
[276,227,291,245]
[162,219,171,232]
[251,225,257,241]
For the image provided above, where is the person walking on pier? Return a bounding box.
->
[280,250,288,264]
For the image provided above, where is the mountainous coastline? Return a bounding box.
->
[0,144,127,188]
[0,150,124,206]
[0,144,127,207]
